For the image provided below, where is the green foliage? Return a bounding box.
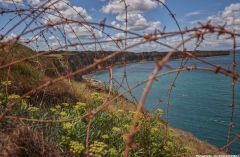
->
[1,85,190,157]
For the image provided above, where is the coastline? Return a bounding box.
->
[80,53,235,155]
[82,52,230,83]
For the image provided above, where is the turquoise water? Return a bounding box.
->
[92,52,240,154]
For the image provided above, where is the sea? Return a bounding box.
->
[90,51,240,154]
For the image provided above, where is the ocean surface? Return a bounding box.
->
[91,51,240,154]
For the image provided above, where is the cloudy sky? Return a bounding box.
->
[0,0,239,52]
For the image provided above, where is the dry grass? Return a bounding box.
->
[173,128,226,155]
[0,124,72,157]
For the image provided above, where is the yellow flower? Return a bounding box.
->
[1,81,11,86]
[89,141,107,156]
[28,107,39,112]
[62,103,69,107]
[63,122,73,131]
[76,102,86,107]
[8,94,20,100]
[122,135,127,140]
[109,148,117,155]
[129,111,136,115]
[152,142,158,147]
[185,146,192,152]
[91,93,103,102]
[101,134,110,139]
[155,108,163,115]
[150,127,159,134]
[60,111,67,117]
[0,100,6,105]
[117,109,124,114]
[73,102,86,112]
[55,105,61,109]
[112,127,121,133]
[123,124,130,130]
[69,141,84,154]
[50,108,57,113]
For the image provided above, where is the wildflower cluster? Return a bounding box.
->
[164,141,174,151]
[123,124,130,131]
[62,102,69,107]
[155,108,163,116]
[150,127,159,134]
[112,127,121,133]
[1,81,11,86]
[63,122,74,134]
[55,105,61,109]
[28,106,39,112]
[73,102,86,113]
[69,141,84,154]
[8,94,20,100]
[108,148,117,156]
[116,109,124,117]
[91,92,103,108]
[89,141,108,156]
[101,134,110,139]
[50,108,58,114]
[60,111,68,117]
[2,89,190,156]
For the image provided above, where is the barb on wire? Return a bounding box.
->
[0,0,239,156]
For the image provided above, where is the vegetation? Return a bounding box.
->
[0,43,225,156]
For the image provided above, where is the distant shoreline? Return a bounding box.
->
[82,52,230,83]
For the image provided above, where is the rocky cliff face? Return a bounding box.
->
[44,50,230,81]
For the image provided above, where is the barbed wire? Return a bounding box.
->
[0,0,239,156]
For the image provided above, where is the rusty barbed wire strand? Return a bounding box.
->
[4,66,239,122]
[0,0,239,156]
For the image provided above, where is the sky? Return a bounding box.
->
[0,0,239,52]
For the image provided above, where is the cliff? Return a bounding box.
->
[43,50,230,81]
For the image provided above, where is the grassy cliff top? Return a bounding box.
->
[0,43,225,156]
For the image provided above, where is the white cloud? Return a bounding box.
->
[44,0,92,25]
[185,10,204,17]
[49,35,59,40]
[0,0,23,5]
[64,24,103,40]
[111,21,121,28]
[43,0,97,40]
[207,3,240,32]
[183,3,240,50]
[116,13,148,30]
[27,0,41,5]
[147,21,161,31]
[111,13,160,31]
[102,0,160,14]
[103,0,162,32]
[7,33,17,40]
[48,40,63,49]
[47,0,70,11]
[115,33,125,39]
